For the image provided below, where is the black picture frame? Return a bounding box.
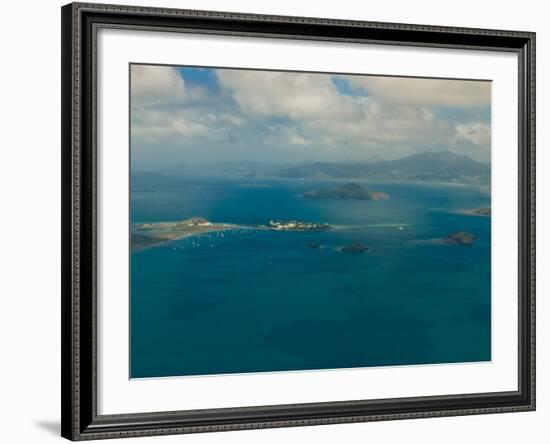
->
[61,2,536,440]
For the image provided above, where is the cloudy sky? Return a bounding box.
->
[130,64,491,167]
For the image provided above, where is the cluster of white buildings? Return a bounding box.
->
[267,220,329,231]
[180,217,212,227]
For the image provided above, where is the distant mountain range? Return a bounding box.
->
[279,151,490,185]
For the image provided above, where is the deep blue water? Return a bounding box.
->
[130,172,491,378]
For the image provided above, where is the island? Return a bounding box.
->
[441,231,478,246]
[341,242,369,253]
[267,220,330,231]
[301,182,390,200]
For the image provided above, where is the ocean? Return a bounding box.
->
[130,172,491,378]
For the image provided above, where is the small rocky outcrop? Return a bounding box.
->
[306,242,321,249]
[341,242,369,253]
[441,231,478,245]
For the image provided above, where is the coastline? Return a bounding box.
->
[132,223,245,252]
[132,218,331,252]
[458,208,491,217]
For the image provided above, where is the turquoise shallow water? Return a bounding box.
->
[130,173,491,378]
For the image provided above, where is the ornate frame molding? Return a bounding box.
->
[61,2,535,440]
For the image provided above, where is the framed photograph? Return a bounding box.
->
[61,2,536,440]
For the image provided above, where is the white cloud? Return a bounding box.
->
[130,66,492,163]
[131,65,186,105]
[304,103,454,150]
[131,108,207,140]
[215,70,490,151]
[217,70,363,121]
[455,122,491,146]
[345,76,491,107]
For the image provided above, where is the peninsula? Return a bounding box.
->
[301,182,390,201]
[467,207,491,217]
[132,217,240,251]
[132,217,332,251]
